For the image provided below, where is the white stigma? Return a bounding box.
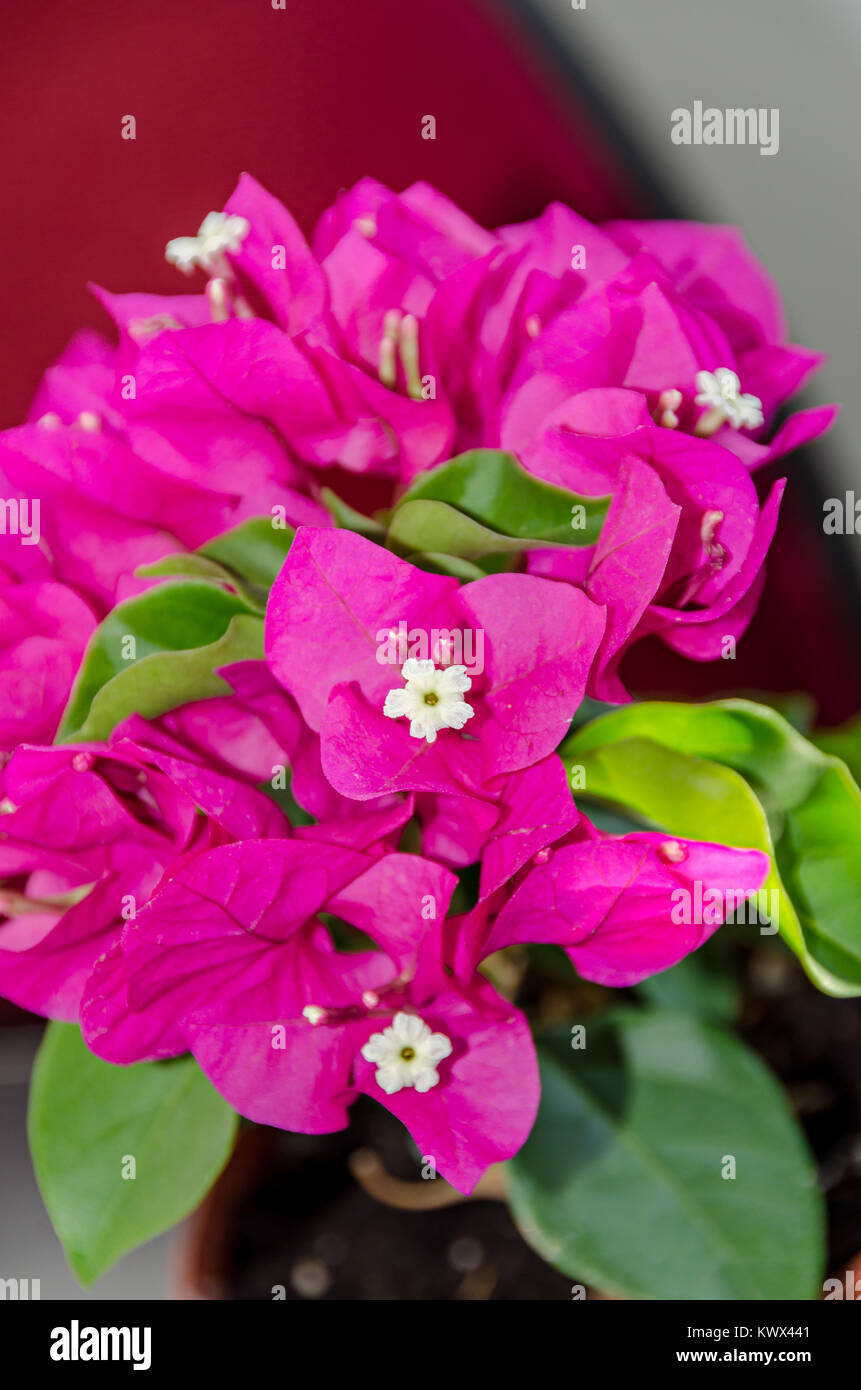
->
[360,1011,452,1095]
[658,840,688,864]
[694,368,764,433]
[657,387,682,429]
[206,277,231,323]
[302,1004,327,1026]
[700,508,727,564]
[383,658,474,744]
[165,211,250,276]
[128,313,184,343]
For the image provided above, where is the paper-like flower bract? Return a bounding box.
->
[0,175,820,1190]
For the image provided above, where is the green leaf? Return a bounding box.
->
[562,700,861,997]
[387,449,608,559]
[199,517,292,586]
[757,692,817,735]
[28,1023,237,1285]
[139,549,252,591]
[636,941,740,1023]
[508,1012,824,1300]
[567,699,824,819]
[403,551,491,582]
[814,715,861,787]
[57,581,263,743]
[72,615,263,743]
[139,517,293,610]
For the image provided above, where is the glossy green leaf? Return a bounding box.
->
[567,734,800,964]
[199,517,293,585]
[403,551,489,582]
[567,699,825,817]
[758,692,816,735]
[57,581,263,743]
[71,615,263,743]
[563,699,861,996]
[508,1012,824,1300]
[387,449,608,559]
[814,715,861,787]
[28,1023,237,1285]
[139,517,293,610]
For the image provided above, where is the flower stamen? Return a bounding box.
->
[378,310,424,399]
[701,508,728,567]
[694,368,763,435]
[165,211,250,277]
[656,388,683,429]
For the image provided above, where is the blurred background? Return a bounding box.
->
[1,0,859,1298]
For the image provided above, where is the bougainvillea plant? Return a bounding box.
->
[3,175,858,1299]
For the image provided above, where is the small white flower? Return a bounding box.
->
[694,368,764,431]
[360,1011,452,1095]
[165,212,250,275]
[383,658,474,744]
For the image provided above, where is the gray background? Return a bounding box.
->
[530,0,860,538]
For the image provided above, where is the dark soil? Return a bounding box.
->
[222,950,861,1300]
[223,1100,573,1301]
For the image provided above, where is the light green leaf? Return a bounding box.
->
[72,615,263,743]
[568,734,803,967]
[28,1023,237,1285]
[387,449,608,559]
[814,715,861,787]
[567,699,824,818]
[138,517,293,610]
[508,1012,824,1300]
[403,551,489,582]
[57,581,263,743]
[563,699,861,996]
